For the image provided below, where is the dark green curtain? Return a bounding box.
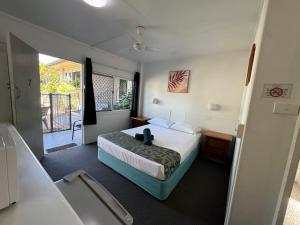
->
[83,58,97,125]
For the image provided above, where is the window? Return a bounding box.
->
[72,71,81,88]
[92,73,133,112]
[64,72,72,80]
[113,78,133,110]
[92,74,114,111]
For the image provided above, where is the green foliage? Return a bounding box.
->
[40,64,79,94]
[57,83,77,93]
[71,79,81,88]
[119,92,132,109]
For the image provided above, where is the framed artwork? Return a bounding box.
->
[168,70,190,93]
[246,44,256,86]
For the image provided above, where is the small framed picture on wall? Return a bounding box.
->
[246,44,256,86]
[168,70,190,93]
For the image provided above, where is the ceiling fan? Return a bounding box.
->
[90,25,161,53]
[129,26,159,52]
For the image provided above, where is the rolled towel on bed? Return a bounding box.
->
[143,128,152,145]
[135,133,154,141]
[135,133,144,141]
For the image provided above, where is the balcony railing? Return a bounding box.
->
[41,93,72,133]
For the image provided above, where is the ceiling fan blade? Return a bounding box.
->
[145,46,161,52]
[116,46,135,53]
[125,31,141,44]
[90,33,126,47]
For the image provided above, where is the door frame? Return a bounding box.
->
[39,53,85,146]
[6,34,17,125]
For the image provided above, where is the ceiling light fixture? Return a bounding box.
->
[83,0,107,8]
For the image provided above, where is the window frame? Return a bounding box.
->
[92,72,133,112]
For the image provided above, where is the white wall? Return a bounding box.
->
[83,63,134,144]
[0,11,138,143]
[142,51,248,134]
[0,43,11,122]
[227,0,300,224]
[224,0,265,222]
[84,110,131,143]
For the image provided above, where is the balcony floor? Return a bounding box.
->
[284,182,300,225]
[43,129,82,153]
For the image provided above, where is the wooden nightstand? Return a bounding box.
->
[201,130,233,165]
[131,117,149,128]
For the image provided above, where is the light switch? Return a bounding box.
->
[273,103,300,115]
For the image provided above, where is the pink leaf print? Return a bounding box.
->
[168,70,189,92]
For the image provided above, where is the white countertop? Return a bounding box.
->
[0,124,84,225]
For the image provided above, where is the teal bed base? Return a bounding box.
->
[98,147,199,200]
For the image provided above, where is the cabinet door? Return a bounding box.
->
[0,43,11,122]
[7,33,44,159]
[0,137,9,209]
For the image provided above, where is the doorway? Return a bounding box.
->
[283,162,300,225]
[39,54,83,153]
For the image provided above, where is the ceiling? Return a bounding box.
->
[0,0,263,63]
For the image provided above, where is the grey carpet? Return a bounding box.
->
[41,143,230,225]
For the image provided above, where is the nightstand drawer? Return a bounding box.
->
[132,120,147,128]
[131,117,149,128]
[201,131,233,164]
[206,138,228,149]
[205,147,227,160]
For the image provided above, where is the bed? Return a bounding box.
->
[97,124,201,200]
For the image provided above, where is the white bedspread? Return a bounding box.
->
[98,124,201,180]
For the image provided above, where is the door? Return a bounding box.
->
[224,137,242,225]
[7,33,43,159]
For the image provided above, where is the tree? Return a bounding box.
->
[119,92,132,109]
[40,64,60,93]
[40,64,78,94]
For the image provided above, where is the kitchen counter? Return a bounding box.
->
[0,124,83,225]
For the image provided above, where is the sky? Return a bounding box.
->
[39,53,59,65]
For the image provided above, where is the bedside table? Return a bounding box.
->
[201,130,233,164]
[131,117,149,128]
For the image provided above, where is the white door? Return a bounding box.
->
[7,33,44,159]
[224,137,242,225]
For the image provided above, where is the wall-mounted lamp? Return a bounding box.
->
[208,103,221,111]
[153,98,160,104]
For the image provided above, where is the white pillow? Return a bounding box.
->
[148,117,174,128]
[170,122,201,135]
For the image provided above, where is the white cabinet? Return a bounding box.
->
[0,123,18,210]
[0,136,9,209]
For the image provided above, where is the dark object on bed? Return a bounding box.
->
[143,128,152,145]
[134,133,154,141]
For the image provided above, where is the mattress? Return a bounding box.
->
[97,124,201,180]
